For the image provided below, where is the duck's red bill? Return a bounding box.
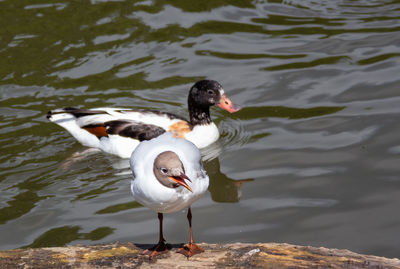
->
[218,94,242,113]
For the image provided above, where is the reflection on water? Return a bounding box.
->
[205,157,253,203]
[0,191,48,225]
[1,0,400,259]
[24,226,114,248]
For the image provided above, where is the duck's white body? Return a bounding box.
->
[48,107,219,158]
[130,133,209,213]
[47,80,240,158]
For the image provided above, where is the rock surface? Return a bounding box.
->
[1,242,400,268]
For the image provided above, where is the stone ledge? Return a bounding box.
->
[1,242,399,268]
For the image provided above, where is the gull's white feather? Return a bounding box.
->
[130,132,209,213]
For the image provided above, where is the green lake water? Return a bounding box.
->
[1,0,400,258]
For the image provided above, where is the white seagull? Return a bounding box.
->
[47,80,241,158]
[130,132,209,257]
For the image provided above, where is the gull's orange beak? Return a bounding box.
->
[170,173,192,192]
[217,94,241,113]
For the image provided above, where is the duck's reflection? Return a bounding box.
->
[203,157,253,203]
[61,148,101,170]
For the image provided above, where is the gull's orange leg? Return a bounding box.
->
[143,213,169,257]
[177,208,204,257]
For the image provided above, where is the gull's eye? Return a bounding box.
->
[160,168,168,174]
[207,89,214,95]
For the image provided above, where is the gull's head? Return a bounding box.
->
[153,151,192,192]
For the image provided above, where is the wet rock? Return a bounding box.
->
[0,242,399,269]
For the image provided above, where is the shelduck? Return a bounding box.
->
[47,80,241,158]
